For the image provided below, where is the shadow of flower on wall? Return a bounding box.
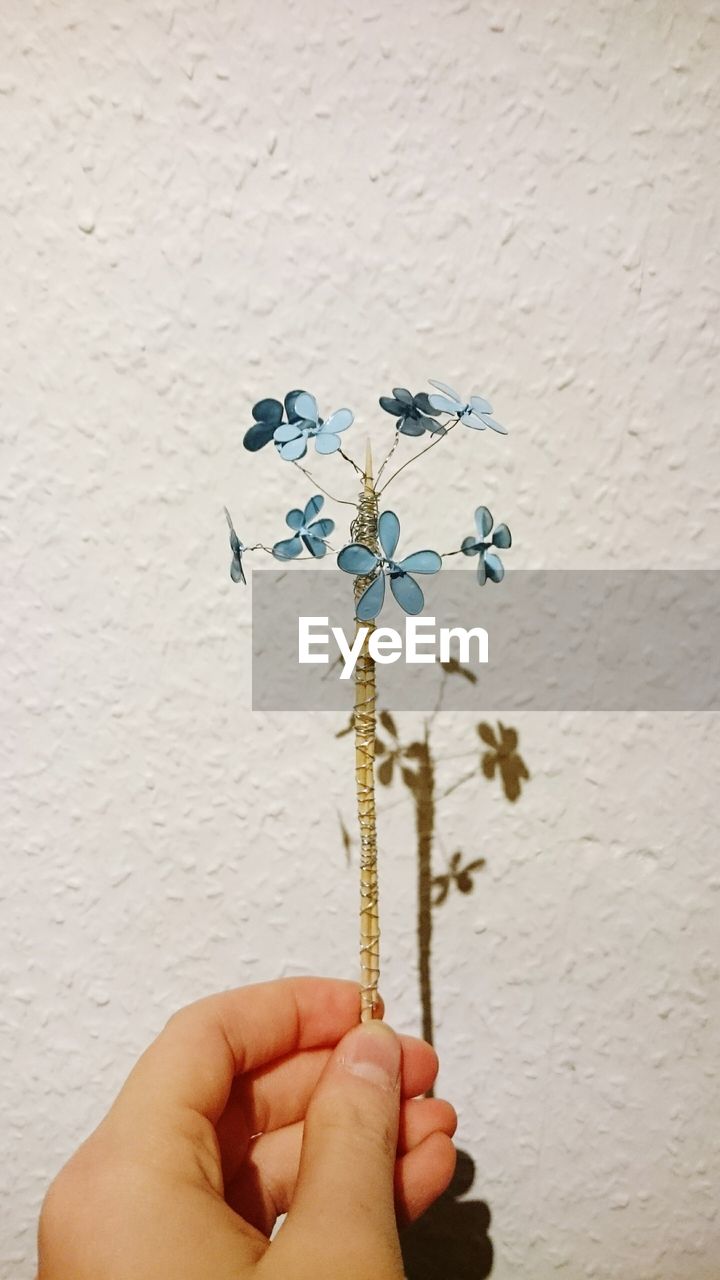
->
[401,1150,493,1280]
[432,851,486,905]
[478,721,530,802]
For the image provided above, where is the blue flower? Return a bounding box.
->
[242,390,310,452]
[274,392,354,461]
[337,510,442,620]
[427,380,507,434]
[461,506,512,584]
[224,507,247,584]
[378,387,444,437]
[272,494,335,560]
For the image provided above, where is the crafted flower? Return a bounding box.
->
[337,510,442,620]
[274,392,354,461]
[272,494,335,560]
[378,387,444,437]
[461,506,512,584]
[242,389,309,452]
[224,507,246,584]
[427,380,507,434]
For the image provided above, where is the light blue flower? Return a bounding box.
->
[273,494,335,559]
[461,506,512,584]
[428,380,507,434]
[337,510,442,620]
[274,392,354,461]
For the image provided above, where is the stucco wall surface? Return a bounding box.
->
[1,2,719,1277]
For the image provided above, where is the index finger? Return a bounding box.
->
[112,977,378,1126]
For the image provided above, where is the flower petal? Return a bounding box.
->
[293,392,319,424]
[284,389,306,422]
[378,510,401,559]
[337,543,378,575]
[390,571,424,615]
[462,408,485,428]
[303,494,324,523]
[252,397,284,426]
[320,407,353,435]
[492,523,512,549]
[421,416,446,435]
[302,534,328,558]
[273,536,302,560]
[308,517,335,538]
[484,553,505,583]
[314,432,341,454]
[274,422,302,443]
[428,379,461,401]
[398,417,426,436]
[230,554,246,584]
[243,422,277,451]
[278,435,308,461]
[286,507,305,531]
[414,392,440,416]
[476,556,488,586]
[428,393,461,415]
[379,397,404,417]
[356,572,386,621]
[461,535,481,556]
[392,388,414,405]
[397,549,442,575]
[469,394,492,415]
[475,506,493,537]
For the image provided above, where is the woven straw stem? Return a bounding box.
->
[352,448,380,1022]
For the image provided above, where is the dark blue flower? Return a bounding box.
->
[224,507,246,584]
[242,390,307,452]
[378,387,444,437]
[272,494,335,560]
[337,510,442,620]
[461,506,512,584]
[274,392,354,461]
[428,380,507,434]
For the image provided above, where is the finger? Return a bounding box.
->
[395,1132,458,1225]
[399,1096,457,1154]
[216,1035,439,1181]
[111,977,373,1128]
[276,1021,405,1271]
[225,1097,457,1234]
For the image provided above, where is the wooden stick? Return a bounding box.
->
[352,440,381,1021]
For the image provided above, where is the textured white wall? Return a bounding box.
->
[1,1,719,1277]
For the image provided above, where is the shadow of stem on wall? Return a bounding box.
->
[338,661,531,1278]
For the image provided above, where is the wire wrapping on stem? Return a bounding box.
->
[351,448,381,1022]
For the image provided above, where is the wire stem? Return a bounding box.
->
[375,432,401,485]
[292,462,357,506]
[378,419,458,494]
[337,447,364,476]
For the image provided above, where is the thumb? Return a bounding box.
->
[278,1019,405,1278]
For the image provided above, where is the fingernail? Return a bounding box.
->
[339,1021,401,1091]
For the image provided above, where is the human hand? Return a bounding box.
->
[37,977,457,1280]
